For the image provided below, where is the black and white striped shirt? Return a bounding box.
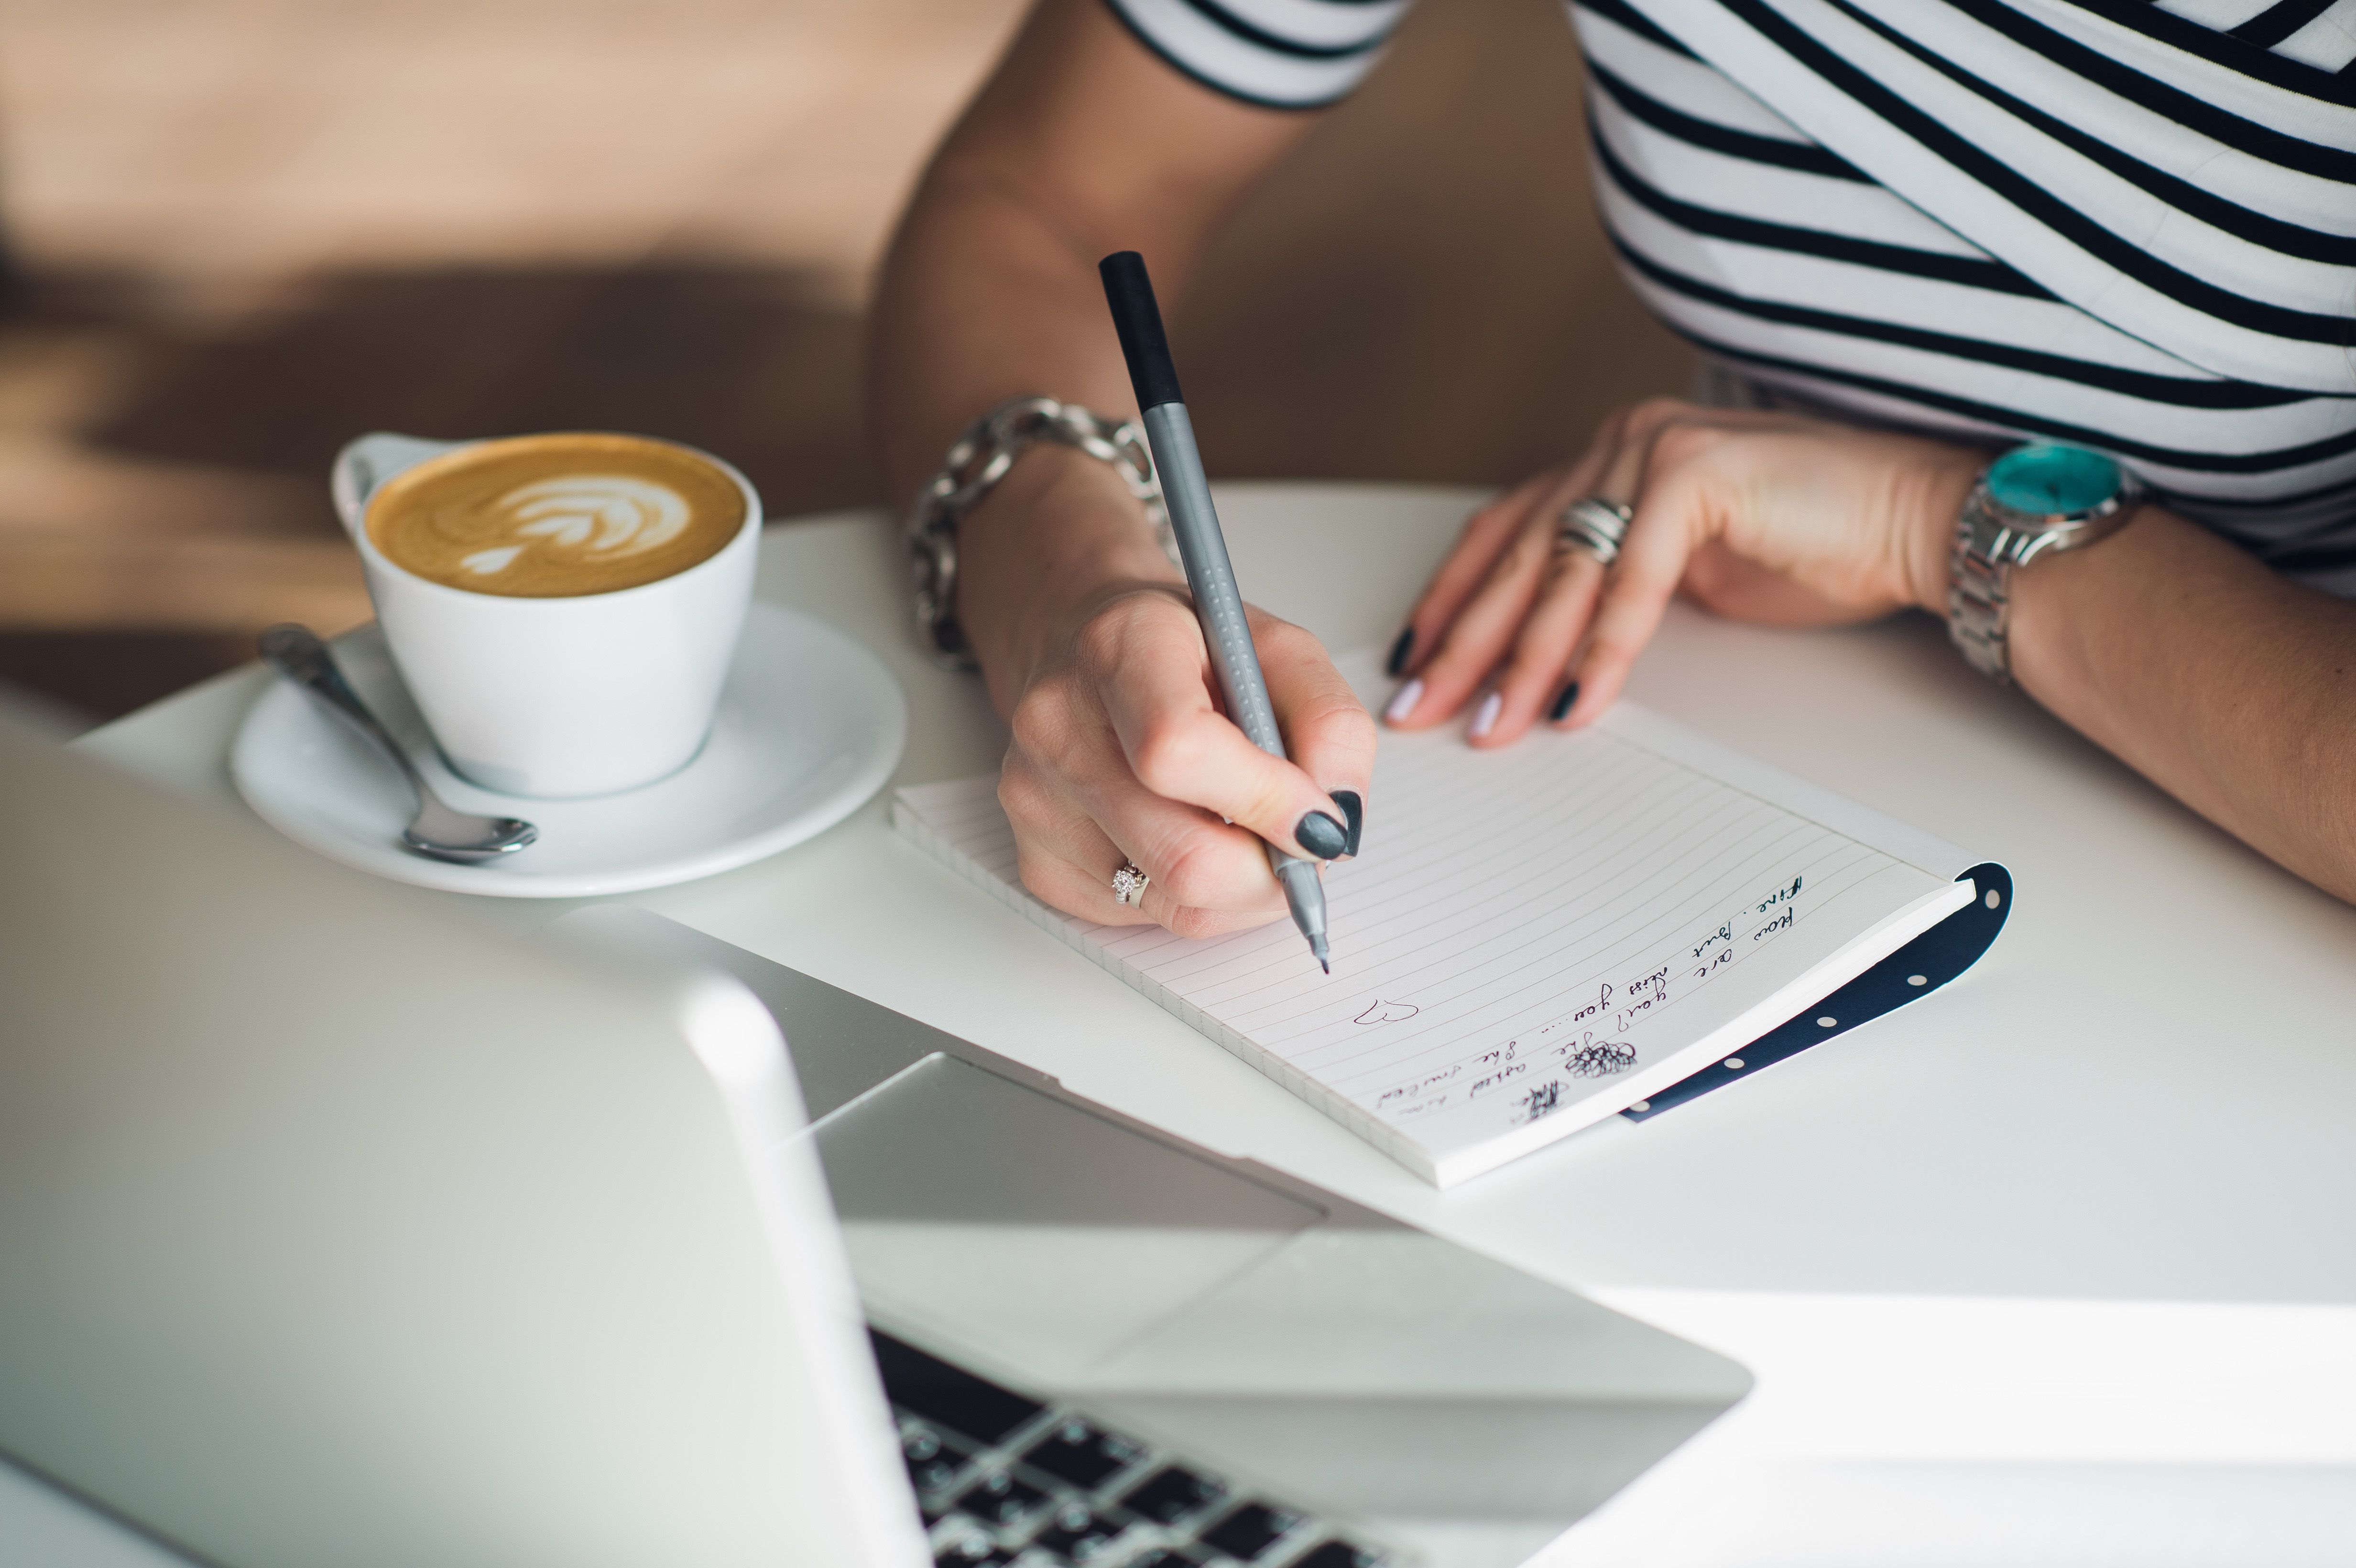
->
[1104,0,2356,591]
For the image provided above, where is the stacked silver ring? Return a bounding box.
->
[1111,862,1151,906]
[1556,497,1633,566]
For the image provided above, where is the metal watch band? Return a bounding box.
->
[1947,480,2015,684]
[1946,457,2143,684]
[906,395,1173,671]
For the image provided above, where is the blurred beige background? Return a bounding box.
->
[0,0,1688,722]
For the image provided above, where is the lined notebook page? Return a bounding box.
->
[895,652,1975,1186]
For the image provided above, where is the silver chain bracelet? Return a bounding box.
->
[906,395,1175,671]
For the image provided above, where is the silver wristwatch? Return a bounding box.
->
[1948,442,2142,683]
[906,395,1174,671]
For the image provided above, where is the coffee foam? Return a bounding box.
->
[367,434,746,597]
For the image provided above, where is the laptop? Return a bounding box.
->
[0,700,1749,1568]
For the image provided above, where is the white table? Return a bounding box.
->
[56,484,2356,1564]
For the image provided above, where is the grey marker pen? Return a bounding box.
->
[1098,250,1332,973]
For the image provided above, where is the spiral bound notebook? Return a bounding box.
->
[894,650,1990,1187]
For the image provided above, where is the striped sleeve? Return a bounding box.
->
[1574,0,2356,586]
[1608,0,2356,397]
[1101,0,1417,108]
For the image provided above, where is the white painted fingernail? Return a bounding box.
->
[1469,691,1503,739]
[1384,679,1423,725]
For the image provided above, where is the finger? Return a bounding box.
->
[1389,455,1609,730]
[1000,753,1156,927]
[1002,749,1285,933]
[1469,416,1669,738]
[1088,598,1354,862]
[1555,468,1709,728]
[1012,834,1153,927]
[1255,610,1376,854]
[1388,468,1567,679]
[1535,403,1710,729]
[1467,545,1608,747]
[1078,766,1292,917]
[1018,842,1282,941]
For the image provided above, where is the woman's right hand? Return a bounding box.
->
[965,450,1375,939]
[863,0,1370,936]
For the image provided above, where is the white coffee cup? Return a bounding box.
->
[331,431,761,799]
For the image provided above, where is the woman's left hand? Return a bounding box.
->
[1384,397,1987,746]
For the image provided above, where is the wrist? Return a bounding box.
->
[957,443,1182,698]
[1903,446,1988,618]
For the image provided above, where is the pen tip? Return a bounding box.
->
[1320,958,1331,974]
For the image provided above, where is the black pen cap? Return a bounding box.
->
[1099,250,1185,413]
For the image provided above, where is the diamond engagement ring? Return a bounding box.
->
[1111,862,1151,906]
[1557,497,1634,566]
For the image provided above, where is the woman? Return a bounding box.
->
[868,0,2356,934]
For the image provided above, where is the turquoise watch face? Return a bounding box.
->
[1986,443,2122,517]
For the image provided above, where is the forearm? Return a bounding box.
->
[866,0,1313,702]
[870,173,1182,708]
[869,172,1145,510]
[2005,508,2356,901]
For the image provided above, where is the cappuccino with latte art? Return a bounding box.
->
[338,427,761,796]
[368,433,747,597]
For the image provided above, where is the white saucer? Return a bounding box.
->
[231,602,907,897]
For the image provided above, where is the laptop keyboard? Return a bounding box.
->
[871,1329,1394,1568]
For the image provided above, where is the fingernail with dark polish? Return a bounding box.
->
[1331,790,1363,856]
[1296,810,1349,860]
[1385,627,1415,677]
[1549,682,1581,723]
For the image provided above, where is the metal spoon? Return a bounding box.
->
[259,623,537,864]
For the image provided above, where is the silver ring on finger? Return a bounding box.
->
[1556,496,1633,567]
[1110,861,1151,906]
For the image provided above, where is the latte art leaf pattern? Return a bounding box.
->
[369,434,746,598]
[459,545,526,576]
[459,475,691,576]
